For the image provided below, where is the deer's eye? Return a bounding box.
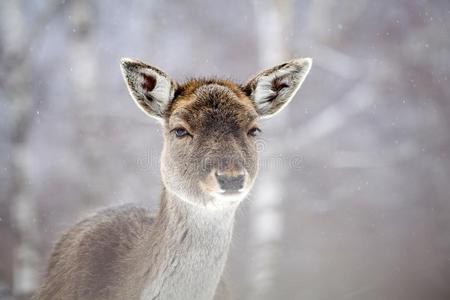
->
[172,127,190,138]
[248,127,261,137]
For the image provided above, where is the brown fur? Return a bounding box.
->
[34,57,312,300]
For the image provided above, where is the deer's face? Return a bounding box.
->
[121,58,312,206]
[161,82,259,205]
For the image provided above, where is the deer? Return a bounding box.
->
[33,57,312,300]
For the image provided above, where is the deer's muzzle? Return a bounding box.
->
[215,171,245,192]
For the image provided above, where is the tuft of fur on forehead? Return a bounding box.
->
[176,78,245,99]
[165,78,255,118]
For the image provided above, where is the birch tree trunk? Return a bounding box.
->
[1,1,40,297]
[67,0,105,213]
[248,0,292,299]
[69,0,96,106]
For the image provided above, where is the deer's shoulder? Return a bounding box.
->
[59,205,155,255]
[36,205,156,300]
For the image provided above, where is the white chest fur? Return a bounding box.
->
[140,204,236,300]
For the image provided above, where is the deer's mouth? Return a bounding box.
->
[211,188,250,204]
[219,189,244,196]
[199,168,252,203]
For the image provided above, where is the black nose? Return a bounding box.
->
[215,173,245,192]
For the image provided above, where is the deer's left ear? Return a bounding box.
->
[243,58,312,118]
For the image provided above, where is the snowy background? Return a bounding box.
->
[1,0,450,299]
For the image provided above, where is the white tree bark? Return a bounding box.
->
[67,0,101,207]
[2,0,40,296]
[69,0,96,104]
[248,0,291,298]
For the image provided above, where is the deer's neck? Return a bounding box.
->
[140,188,238,300]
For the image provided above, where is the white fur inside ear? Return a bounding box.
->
[253,58,312,118]
[253,66,297,110]
[120,58,175,119]
[141,69,173,108]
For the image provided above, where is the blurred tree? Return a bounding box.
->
[0,0,64,297]
[248,0,296,299]
[1,0,40,297]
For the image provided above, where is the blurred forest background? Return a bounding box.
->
[1,0,450,299]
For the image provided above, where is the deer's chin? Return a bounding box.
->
[210,189,249,203]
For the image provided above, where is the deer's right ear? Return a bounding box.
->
[120,58,177,120]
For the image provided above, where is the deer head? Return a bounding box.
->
[120,58,312,207]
